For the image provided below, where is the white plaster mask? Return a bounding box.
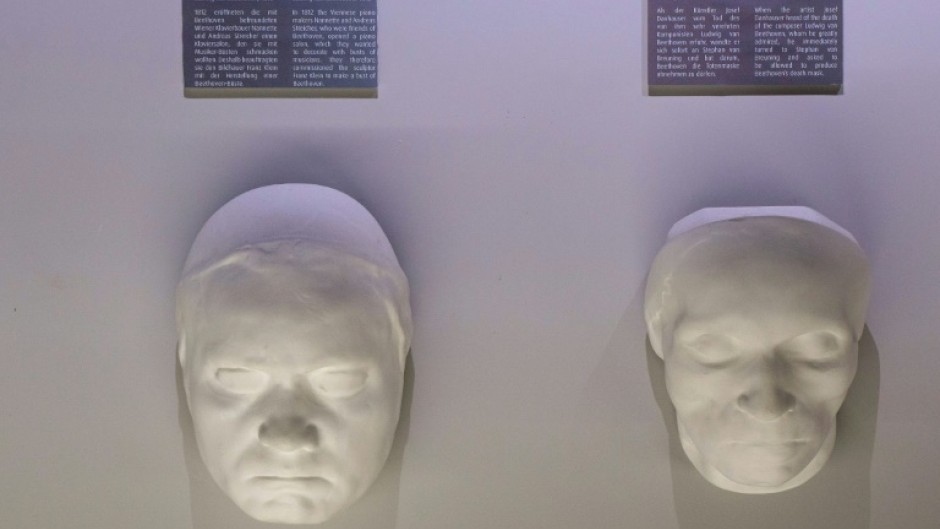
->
[177,185,412,524]
[644,207,870,494]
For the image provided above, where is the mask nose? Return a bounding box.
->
[736,360,796,422]
[259,415,319,452]
[258,385,321,452]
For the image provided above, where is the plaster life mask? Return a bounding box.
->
[644,207,870,494]
[177,184,412,523]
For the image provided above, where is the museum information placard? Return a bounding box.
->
[648,1,842,95]
[183,0,377,97]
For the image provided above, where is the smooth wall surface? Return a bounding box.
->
[2,2,939,528]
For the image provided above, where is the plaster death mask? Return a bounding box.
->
[644,207,870,494]
[177,184,412,523]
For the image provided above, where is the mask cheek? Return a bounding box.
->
[189,394,250,485]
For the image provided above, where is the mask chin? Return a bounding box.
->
[678,419,837,494]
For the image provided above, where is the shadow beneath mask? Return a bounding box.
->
[646,327,880,529]
[176,354,414,528]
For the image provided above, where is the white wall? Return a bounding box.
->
[2,1,939,528]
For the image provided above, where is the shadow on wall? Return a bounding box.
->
[646,328,880,529]
[175,354,415,529]
[572,286,674,527]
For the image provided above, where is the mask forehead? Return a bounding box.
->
[671,263,853,346]
[664,219,862,341]
[186,268,400,374]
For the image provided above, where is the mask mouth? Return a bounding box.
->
[715,409,827,443]
[251,475,331,482]
[716,442,815,480]
[725,438,809,447]
[719,436,816,460]
[249,475,333,493]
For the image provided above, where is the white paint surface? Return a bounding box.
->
[2,2,940,528]
[177,185,410,524]
[646,212,870,493]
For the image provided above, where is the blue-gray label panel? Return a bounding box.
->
[648,1,842,95]
[183,0,377,96]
